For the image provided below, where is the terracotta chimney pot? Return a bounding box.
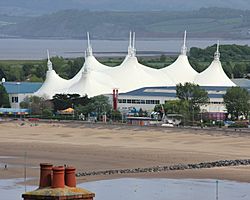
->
[65,166,76,187]
[39,163,53,188]
[52,166,65,188]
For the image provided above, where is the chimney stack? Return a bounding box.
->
[23,163,95,200]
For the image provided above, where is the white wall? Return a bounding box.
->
[8,93,31,109]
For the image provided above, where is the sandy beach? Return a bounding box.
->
[0,121,250,185]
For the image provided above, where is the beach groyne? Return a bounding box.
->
[76,159,250,177]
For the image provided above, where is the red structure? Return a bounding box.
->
[39,163,53,188]
[52,166,65,188]
[65,166,76,187]
[113,89,119,111]
[22,163,95,200]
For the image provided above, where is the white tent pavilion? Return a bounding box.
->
[68,32,111,85]
[194,41,236,87]
[159,31,198,84]
[66,63,116,97]
[105,32,175,93]
[34,50,69,99]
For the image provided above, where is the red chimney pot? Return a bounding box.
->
[65,166,76,187]
[52,166,65,188]
[39,163,53,188]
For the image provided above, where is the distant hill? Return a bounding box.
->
[2,0,250,16]
[1,7,250,39]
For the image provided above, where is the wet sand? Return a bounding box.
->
[0,121,250,185]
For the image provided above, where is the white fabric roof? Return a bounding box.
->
[159,31,198,84]
[105,55,175,93]
[35,32,237,100]
[34,69,69,99]
[34,52,69,99]
[160,54,198,84]
[194,43,236,87]
[194,60,235,86]
[68,55,111,85]
[66,66,117,97]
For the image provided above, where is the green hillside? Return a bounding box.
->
[1,7,250,39]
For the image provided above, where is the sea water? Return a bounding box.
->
[1,178,250,200]
[1,38,250,60]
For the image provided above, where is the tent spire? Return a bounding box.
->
[129,31,132,48]
[86,32,93,57]
[132,32,136,57]
[214,40,220,61]
[181,30,187,55]
[46,49,53,71]
[128,31,133,57]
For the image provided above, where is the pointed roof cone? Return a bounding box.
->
[194,40,235,87]
[181,30,187,55]
[47,49,53,71]
[214,40,220,61]
[86,32,93,57]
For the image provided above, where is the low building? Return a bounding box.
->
[111,86,243,119]
[2,81,42,109]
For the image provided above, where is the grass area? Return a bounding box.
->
[0,60,44,66]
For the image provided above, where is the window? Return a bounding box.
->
[135,99,140,104]
[127,99,132,103]
[12,96,18,103]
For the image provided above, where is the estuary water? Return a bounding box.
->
[1,38,250,60]
[1,178,250,200]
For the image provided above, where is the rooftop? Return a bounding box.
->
[2,82,42,94]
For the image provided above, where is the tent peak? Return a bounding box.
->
[128,31,136,57]
[46,49,53,71]
[181,30,187,55]
[214,40,220,61]
[86,32,93,57]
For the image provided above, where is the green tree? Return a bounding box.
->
[0,84,10,107]
[176,83,209,106]
[159,54,166,63]
[176,83,209,123]
[223,87,250,120]
[75,95,112,120]
[20,96,53,115]
[163,100,182,114]
[52,93,89,111]
[233,63,246,78]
